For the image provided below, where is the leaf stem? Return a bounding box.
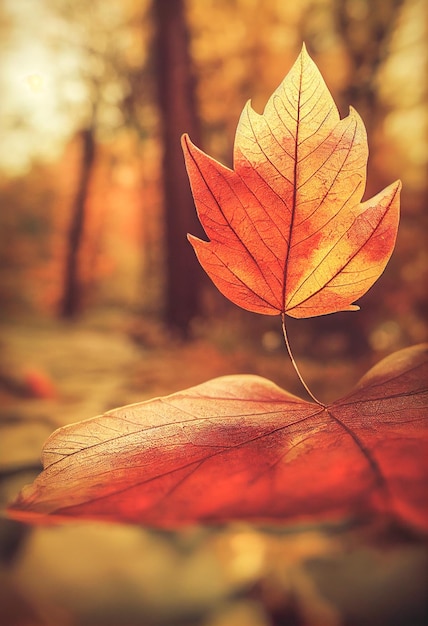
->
[281,313,325,406]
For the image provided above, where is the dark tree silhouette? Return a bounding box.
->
[59,127,96,318]
[154,0,205,336]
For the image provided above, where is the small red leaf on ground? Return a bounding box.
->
[7,344,428,533]
[182,45,401,317]
[24,369,57,399]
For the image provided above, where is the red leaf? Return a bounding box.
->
[7,344,428,533]
[182,45,400,317]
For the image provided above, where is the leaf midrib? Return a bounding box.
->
[282,52,303,314]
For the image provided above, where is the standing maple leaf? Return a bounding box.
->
[182,45,400,319]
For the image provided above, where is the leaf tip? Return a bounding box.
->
[299,41,312,62]
[187,232,198,244]
[181,133,191,152]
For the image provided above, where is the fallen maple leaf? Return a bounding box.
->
[7,344,428,533]
[182,45,400,318]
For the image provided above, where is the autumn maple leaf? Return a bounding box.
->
[7,344,428,533]
[182,45,401,318]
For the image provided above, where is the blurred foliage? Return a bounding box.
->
[0,0,426,357]
[0,0,426,351]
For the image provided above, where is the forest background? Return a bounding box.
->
[0,1,427,626]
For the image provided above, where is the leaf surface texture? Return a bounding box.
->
[8,345,428,533]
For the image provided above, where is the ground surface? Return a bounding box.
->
[0,315,427,626]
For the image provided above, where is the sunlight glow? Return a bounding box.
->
[26,73,45,94]
[0,2,89,175]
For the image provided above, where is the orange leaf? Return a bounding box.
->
[182,45,401,317]
[7,344,428,533]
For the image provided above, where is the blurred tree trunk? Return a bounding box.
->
[59,127,96,318]
[334,0,405,131]
[154,0,205,336]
